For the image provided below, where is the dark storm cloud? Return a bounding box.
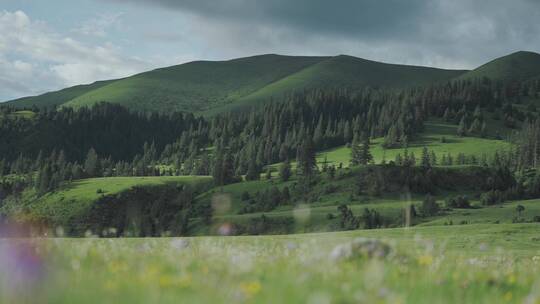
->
[109,0,540,69]
[112,0,429,40]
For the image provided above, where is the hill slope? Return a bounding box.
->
[62,54,329,113]
[5,80,116,108]
[217,55,467,113]
[458,51,540,82]
[5,54,467,114]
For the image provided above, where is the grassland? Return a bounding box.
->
[267,120,513,171]
[6,54,466,114]
[213,55,466,114]
[422,199,540,226]
[2,223,539,303]
[5,80,115,108]
[459,51,540,82]
[62,55,328,113]
[322,124,511,167]
[5,176,212,226]
[7,51,540,115]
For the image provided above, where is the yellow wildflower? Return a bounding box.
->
[418,255,433,266]
[240,281,262,297]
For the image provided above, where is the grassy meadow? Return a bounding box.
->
[317,121,513,168]
[2,224,540,303]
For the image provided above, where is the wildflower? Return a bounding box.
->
[240,281,261,297]
[418,255,433,266]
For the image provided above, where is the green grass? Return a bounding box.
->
[216,55,466,114]
[5,80,115,108]
[14,176,212,224]
[317,121,512,168]
[62,55,328,113]
[3,223,540,303]
[265,120,511,171]
[459,51,540,82]
[7,54,466,115]
[424,199,540,226]
[7,51,540,114]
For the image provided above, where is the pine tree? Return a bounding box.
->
[421,147,431,168]
[245,154,260,181]
[469,118,482,134]
[222,151,236,184]
[297,138,317,178]
[480,121,487,138]
[212,149,224,188]
[37,164,51,195]
[350,135,362,166]
[279,159,292,182]
[383,125,399,148]
[430,150,437,166]
[395,153,403,166]
[84,148,100,177]
[359,136,373,165]
[457,116,467,137]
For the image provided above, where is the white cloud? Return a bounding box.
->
[72,12,124,37]
[0,10,150,100]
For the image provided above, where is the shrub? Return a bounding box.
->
[420,195,440,217]
[445,195,471,209]
[324,184,338,194]
[480,190,505,206]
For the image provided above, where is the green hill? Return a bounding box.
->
[63,54,328,113]
[5,80,115,108]
[222,55,466,113]
[4,176,213,235]
[6,51,540,115]
[458,51,540,82]
[4,54,466,114]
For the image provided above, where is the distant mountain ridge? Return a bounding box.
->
[5,51,540,115]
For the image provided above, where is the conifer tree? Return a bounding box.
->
[359,136,373,165]
[84,148,100,177]
[421,147,431,168]
[279,159,292,182]
[297,138,317,178]
[350,135,362,166]
[245,154,260,181]
[457,116,467,137]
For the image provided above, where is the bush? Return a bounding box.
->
[241,191,250,201]
[533,215,540,222]
[480,190,505,206]
[324,184,338,194]
[445,195,471,209]
[420,195,440,216]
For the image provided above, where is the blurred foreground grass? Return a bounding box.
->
[2,223,540,303]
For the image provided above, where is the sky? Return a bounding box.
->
[0,0,539,101]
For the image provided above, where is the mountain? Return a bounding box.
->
[9,51,540,115]
[61,54,330,114]
[458,51,540,82]
[6,80,116,109]
[219,55,467,113]
[4,54,468,114]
